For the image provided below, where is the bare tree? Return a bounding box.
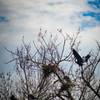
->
[6,29,100,100]
[0,72,14,100]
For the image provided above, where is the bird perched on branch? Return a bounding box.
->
[72,49,90,66]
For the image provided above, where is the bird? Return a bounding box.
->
[72,49,83,66]
[84,54,90,62]
[72,49,90,66]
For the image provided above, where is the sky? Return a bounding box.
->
[0,0,100,72]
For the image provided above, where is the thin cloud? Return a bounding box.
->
[47,0,68,6]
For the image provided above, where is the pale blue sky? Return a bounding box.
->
[0,0,100,72]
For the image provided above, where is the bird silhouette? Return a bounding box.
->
[72,49,90,66]
[84,54,90,62]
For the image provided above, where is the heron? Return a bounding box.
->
[72,49,90,66]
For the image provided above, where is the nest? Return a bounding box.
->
[59,76,75,93]
[42,63,58,78]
